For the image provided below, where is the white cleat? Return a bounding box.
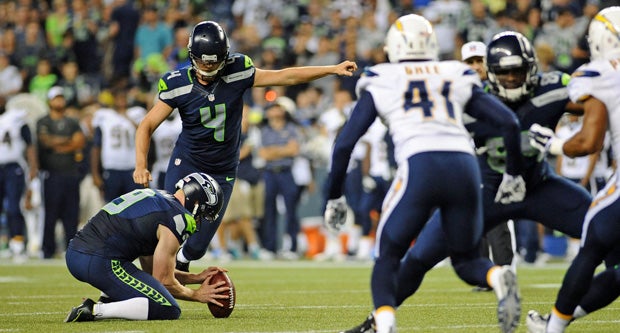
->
[493,266,521,333]
[526,310,549,333]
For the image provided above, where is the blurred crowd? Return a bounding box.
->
[0,0,616,262]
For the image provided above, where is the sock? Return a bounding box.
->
[573,305,587,319]
[96,297,149,320]
[176,249,189,263]
[546,307,571,333]
[486,265,501,289]
[374,306,396,333]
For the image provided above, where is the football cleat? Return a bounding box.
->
[176,260,190,272]
[340,313,376,333]
[526,310,549,333]
[64,298,95,322]
[492,266,521,333]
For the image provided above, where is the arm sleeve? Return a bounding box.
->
[465,86,523,175]
[93,127,102,147]
[20,124,32,145]
[325,91,378,199]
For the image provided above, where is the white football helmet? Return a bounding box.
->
[588,6,620,61]
[384,14,439,63]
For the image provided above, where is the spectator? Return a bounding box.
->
[45,0,70,49]
[28,58,58,103]
[0,51,23,98]
[167,26,191,70]
[258,101,302,258]
[109,0,140,85]
[456,0,499,50]
[37,86,86,259]
[422,0,468,60]
[14,21,47,86]
[134,5,173,63]
[534,3,589,73]
[68,0,103,90]
[56,60,98,112]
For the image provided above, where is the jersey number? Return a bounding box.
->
[200,104,226,142]
[103,188,156,215]
[404,80,455,120]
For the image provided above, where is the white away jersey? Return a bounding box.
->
[152,111,182,174]
[359,119,391,180]
[92,106,146,170]
[357,60,480,164]
[569,59,620,184]
[0,108,29,165]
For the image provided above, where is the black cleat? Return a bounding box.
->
[176,260,190,272]
[97,295,112,303]
[340,313,375,333]
[64,298,96,322]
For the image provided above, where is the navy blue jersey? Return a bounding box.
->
[157,53,256,173]
[69,189,197,260]
[470,71,571,183]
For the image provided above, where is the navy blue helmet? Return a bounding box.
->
[486,31,538,103]
[188,21,230,80]
[175,172,223,222]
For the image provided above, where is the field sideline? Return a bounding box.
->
[1,258,619,333]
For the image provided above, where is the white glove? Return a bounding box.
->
[362,176,377,192]
[495,174,526,204]
[324,196,347,234]
[528,123,565,156]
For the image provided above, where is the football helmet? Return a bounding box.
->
[188,21,230,80]
[486,31,538,103]
[384,14,439,63]
[175,172,223,222]
[588,6,620,61]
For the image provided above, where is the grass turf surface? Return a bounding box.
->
[1,258,619,332]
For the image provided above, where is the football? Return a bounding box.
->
[207,270,235,318]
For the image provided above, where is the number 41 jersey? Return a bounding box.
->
[358,60,481,165]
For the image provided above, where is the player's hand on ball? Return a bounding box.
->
[196,266,227,284]
[196,274,228,306]
[204,270,236,318]
[324,196,347,234]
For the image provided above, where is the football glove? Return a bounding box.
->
[495,174,526,204]
[528,123,565,156]
[324,196,347,234]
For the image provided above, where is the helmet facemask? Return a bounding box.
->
[187,21,230,82]
[487,31,538,103]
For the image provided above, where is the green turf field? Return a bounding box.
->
[1,258,619,332]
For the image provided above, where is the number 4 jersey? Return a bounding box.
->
[357,60,480,165]
[69,189,197,260]
[157,53,256,173]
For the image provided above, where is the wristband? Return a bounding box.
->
[548,137,566,155]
